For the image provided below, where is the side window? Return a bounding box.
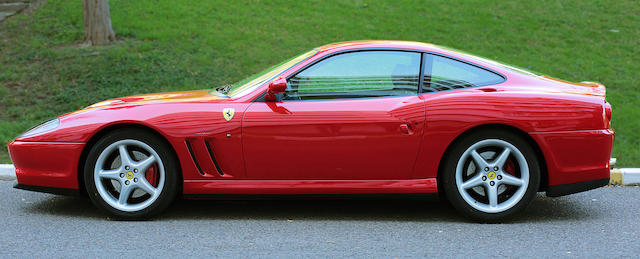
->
[285,51,421,100]
[422,54,504,92]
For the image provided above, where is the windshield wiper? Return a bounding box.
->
[215,84,232,95]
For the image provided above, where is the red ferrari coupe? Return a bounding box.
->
[8,41,614,222]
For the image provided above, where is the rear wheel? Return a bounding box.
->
[441,129,540,222]
[84,128,178,219]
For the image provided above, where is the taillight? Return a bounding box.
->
[604,101,612,128]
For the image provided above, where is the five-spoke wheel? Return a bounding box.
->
[93,139,165,212]
[442,129,540,222]
[84,129,178,219]
[456,139,529,213]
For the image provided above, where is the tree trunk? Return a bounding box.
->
[82,0,116,45]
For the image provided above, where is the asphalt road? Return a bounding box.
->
[0,180,638,258]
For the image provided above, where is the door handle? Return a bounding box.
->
[400,124,413,135]
[478,87,497,92]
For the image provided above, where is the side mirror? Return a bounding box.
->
[265,77,287,101]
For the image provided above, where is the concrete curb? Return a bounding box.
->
[610,168,640,186]
[1,163,640,185]
[610,158,617,167]
[0,164,16,181]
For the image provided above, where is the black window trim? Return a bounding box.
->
[254,48,507,102]
[417,53,426,93]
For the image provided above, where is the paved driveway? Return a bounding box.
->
[0,180,638,257]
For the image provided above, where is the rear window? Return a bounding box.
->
[422,54,505,92]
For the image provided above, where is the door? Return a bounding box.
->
[242,50,426,180]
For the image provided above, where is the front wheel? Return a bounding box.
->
[441,129,540,223]
[84,128,179,219]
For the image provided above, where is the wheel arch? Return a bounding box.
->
[436,123,549,194]
[77,123,182,196]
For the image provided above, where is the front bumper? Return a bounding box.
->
[8,140,84,190]
[14,183,80,196]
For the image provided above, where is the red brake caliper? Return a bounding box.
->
[503,158,516,191]
[145,165,158,187]
[504,158,516,175]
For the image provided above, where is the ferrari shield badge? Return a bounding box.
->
[223,108,235,121]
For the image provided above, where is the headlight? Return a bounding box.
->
[20,118,60,138]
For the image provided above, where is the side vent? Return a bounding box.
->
[185,140,205,175]
[205,140,225,176]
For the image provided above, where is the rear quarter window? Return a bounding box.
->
[422,54,504,92]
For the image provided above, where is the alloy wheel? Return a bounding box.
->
[454,139,529,213]
[93,139,165,212]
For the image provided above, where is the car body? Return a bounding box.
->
[8,41,614,221]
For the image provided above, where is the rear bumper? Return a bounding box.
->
[546,178,609,197]
[8,140,84,190]
[531,128,614,193]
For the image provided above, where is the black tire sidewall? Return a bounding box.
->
[441,129,541,223]
[84,128,179,220]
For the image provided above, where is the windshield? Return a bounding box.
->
[224,49,318,97]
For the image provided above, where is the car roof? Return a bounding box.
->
[315,41,542,79]
[315,40,445,52]
[313,41,516,75]
[314,40,496,68]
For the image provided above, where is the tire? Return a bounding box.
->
[441,129,540,223]
[84,128,179,219]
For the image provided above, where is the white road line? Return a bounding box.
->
[0,164,16,181]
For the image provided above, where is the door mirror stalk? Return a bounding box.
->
[265,77,287,101]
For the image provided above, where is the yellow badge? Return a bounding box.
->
[488,171,496,180]
[126,171,134,179]
[223,108,235,121]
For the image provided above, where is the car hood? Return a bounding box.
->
[86,90,227,109]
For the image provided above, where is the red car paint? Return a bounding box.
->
[8,41,614,196]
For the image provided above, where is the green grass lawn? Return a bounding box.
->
[1,0,638,166]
